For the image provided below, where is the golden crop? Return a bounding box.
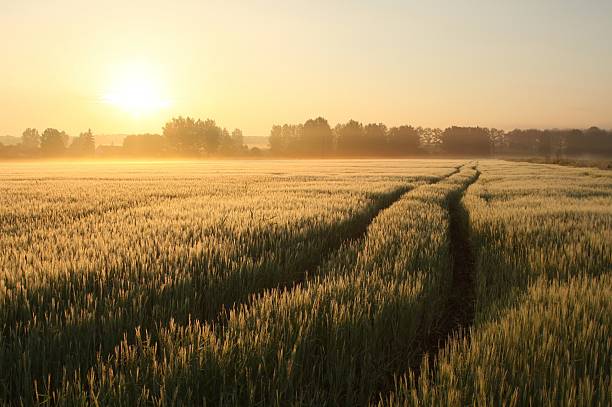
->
[0,159,609,406]
[384,161,611,407]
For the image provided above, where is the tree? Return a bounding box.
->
[162,117,222,156]
[21,128,40,150]
[504,129,540,155]
[218,128,246,156]
[301,117,333,156]
[70,129,95,156]
[218,128,237,155]
[387,125,420,155]
[200,119,222,155]
[268,124,302,155]
[162,116,202,155]
[440,126,491,156]
[583,127,612,156]
[418,127,443,154]
[40,128,69,156]
[488,128,506,154]
[363,123,387,155]
[269,125,284,153]
[536,130,556,158]
[565,127,612,157]
[334,120,364,155]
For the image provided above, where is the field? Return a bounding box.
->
[0,159,610,406]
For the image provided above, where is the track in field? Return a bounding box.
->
[218,166,463,322]
[412,168,480,385]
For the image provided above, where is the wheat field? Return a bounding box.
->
[0,160,610,406]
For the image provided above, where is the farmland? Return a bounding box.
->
[0,159,610,406]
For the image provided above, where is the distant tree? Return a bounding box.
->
[163,117,202,155]
[363,123,387,155]
[584,127,612,156]
[334,120,364,155]
[218,128,243,156]
[69,129,95,156]
[222,128,230,139]
[162,117,223,156]
[487,128,506,154]
[269,125,284,153]
[217,128,246,156]
[200,119,222,155]
[268,124,302,155]
[440,126,491,156]
[494,127,612,157]
[536,130,557,158]
[300,117,333,156]
[504,129,540,155]
[565,127,612,157]
[40,128,69,156]
[218,127,232,153]
[21,128,40,150]
[387,125,420,155]
[418,127,443,154]
[81,129,95,153]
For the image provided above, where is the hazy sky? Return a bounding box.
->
[1,0,611,138]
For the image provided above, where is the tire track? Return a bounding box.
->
[218,166,463,321]
[414,166,480,384]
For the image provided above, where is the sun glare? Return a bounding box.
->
[103,63,171,116]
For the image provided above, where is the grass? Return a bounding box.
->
[0,160,460,404]
[37,165,478,406]
[381,161,612,406]
[0,159,610,406]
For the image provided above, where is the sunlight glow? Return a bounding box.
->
[102,63,171,116]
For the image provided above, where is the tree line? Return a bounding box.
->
[2,116,611,159]
[8,128,96,157]
[269,117,612,157]
[120,118,249,157]
[0,117,249,159]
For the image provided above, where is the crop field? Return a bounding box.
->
[0,159,610,406]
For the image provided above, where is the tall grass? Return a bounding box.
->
[382,161,612,406]
[37,166,478,405]
[0,160,462,404]
[6,160,605,406]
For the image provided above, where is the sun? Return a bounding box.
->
[102,62,171,116]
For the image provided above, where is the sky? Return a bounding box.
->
[1,0,612,138]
